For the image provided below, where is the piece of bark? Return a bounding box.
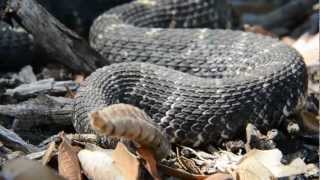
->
[38,133,99,149]
[0,95,73,130]
[25,150,47,160]
[4,78,78,99]
[0,125,39,153]
[1,0,108,73]
[0,74,21,88]
[37,64,72,81]
[0,66,36,89]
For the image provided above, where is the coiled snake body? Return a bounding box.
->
[73,0,307,147]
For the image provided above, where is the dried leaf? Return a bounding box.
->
[78,149,124,180]
[301,111,320,133]
[137,146,161,180]
[112,143,141,180]
[293,33,319,66]
[58,134,82,180]
[42,141,57,165]
[158,163,208,180]
[204,173,233,180]
[176,147,202,175]
[233,149,308,179]
[305,163,320,177]
[2,158,64,180]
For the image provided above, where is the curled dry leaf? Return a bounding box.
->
[177,147,242,175]
[78,149,124,180]
[58,134,82,180]
[137,146,161,180]
[42,141,57,165]
[2,158,64,180]
[176,147,202,175]
[232,149,308,180]
[112,142,141,180]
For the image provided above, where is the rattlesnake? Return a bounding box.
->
[72,0,307,148]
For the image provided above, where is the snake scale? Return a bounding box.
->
[71,0,306,147]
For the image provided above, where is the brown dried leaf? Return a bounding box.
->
[42,141,57,165]
[204,173,233,180]
[58,134,82,180]
[137,146,161,180]
[158,163,208,180]
[2,158,65,180]
[176,147,202,175]
[78,149,124,180]
[232,149,307,179]
[112,143,141,180]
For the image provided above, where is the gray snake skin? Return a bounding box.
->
[73,0,307,147]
